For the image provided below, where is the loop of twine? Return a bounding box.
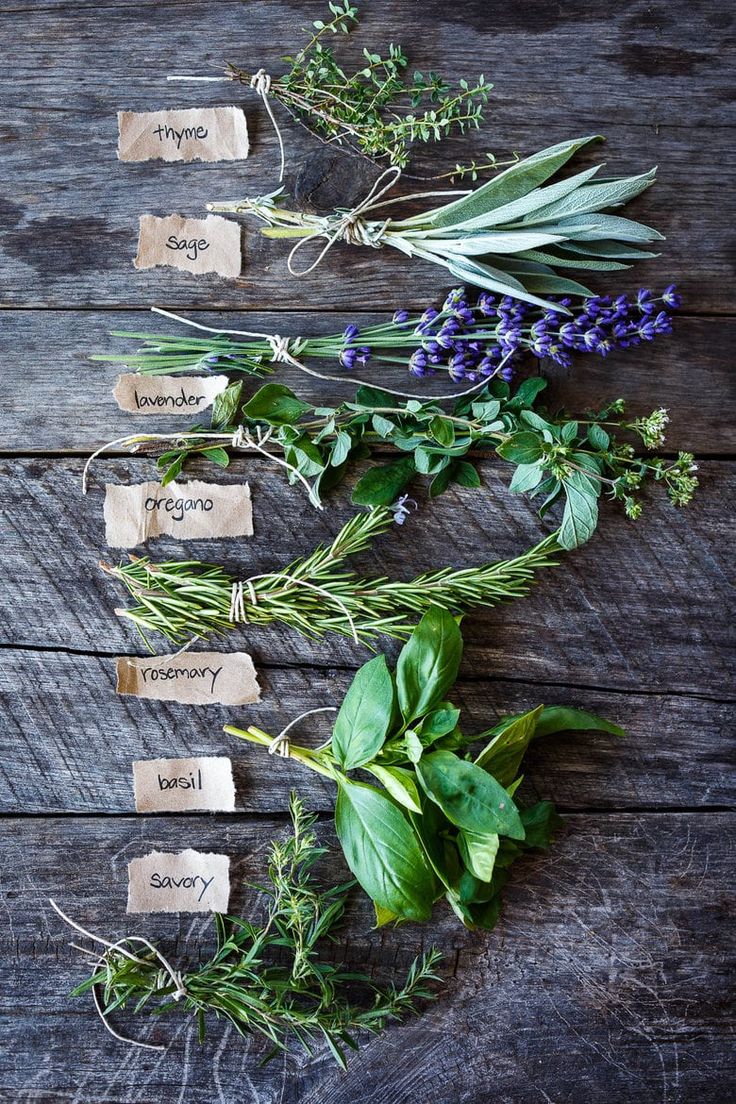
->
[249,68,285,183]
[286,166,401,277]
[50,899,188,1052]
[267,706,338,758]
[228,574,360,646]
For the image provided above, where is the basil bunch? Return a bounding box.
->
[227,608,621,927]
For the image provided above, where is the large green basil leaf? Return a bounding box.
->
[335,779,435,921]
[474,706,544,788]
[331,655,394,771]
[458,829,499,882]
[533,705,624,740]
[416,750,525,839]
[365,763,422,813]
[396,607,462,722]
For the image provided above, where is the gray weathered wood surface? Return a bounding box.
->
[0,1,733,1102]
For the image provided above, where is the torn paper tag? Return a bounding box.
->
[127,850,230,914]
[116,651,260,706]
[118,107,249,163]
[132,757,236,813]
[104,479,253,547]
[113,373,229,415]
[135,214,241,278]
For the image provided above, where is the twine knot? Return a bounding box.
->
[267,334,295,364]
[249,67,272,96]
[287,165,401,277]
[339,215,389,249]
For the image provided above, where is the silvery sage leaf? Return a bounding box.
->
[427,135,603,228]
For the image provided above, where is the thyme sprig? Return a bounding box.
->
[220,2,490,169]
[209,135,661,308]
[56,794,441,1067]
[102,507,561,649]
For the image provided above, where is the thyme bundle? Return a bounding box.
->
[171,2,489,173]
[226,610,623,928]
[102,506,561,648]
[209,136,661,307]
[53,795,440,1067]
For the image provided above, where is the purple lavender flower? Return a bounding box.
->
[342,324,360,343]
[392,309,410,325]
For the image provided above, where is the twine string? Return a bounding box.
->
[249,69,285,182]
[166,70,284,182]
[286,166,402,277]
[267,706,339,758]
[228,573,360,646]
[50,899,188,1052]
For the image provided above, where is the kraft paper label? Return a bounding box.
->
[116,651,260,706]
[132,757,236,813]
[118,107,250,163]
[113,373,229,415]
[104,479,253,547]
[127,850,230,914]
[134,213,241,278]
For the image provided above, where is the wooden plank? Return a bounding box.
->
[2,647,733,814]
[0,456,731,696]
[1,812,733,1102]
[1,309,732,454]
[0,2,733,309]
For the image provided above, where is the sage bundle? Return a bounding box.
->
[226,609,623,928]
[209,136,661,307]
[103,506,561,648]
[52,795,441,1067]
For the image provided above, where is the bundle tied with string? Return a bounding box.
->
[102,506,563,651]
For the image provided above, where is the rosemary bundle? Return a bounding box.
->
[53,795,441,1067]
[209,136,662,307]
[103,507,561,648]
[226,610,623,928]
[172,2,489,172]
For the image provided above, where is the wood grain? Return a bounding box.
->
[1,812,732,1103]
[1,0,734,1099]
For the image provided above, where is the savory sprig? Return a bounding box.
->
[218,2,489,169]
[102,507,561,649]
[210,136,662,308]
[227,610,623,929]
[56,794,441,1067]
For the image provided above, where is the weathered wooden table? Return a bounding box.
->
[1,2,733,1100]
